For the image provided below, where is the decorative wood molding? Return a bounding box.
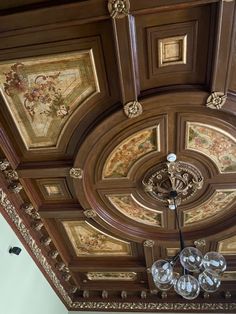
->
[108,0,130,19]
[123,101,143,118]
[206,92,227,109]
[71,301,236,311]
[0,188,73,307]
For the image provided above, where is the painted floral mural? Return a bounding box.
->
[187,123,236,172]
[104,128,158,178]
[62,221,131,256]
[4,63,69,118]
[184,190,236,225]
[108,194,163,226]
[0,51,98,148]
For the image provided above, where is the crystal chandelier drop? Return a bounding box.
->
[147,154,227,300]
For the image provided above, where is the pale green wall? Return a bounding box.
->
[0,213,67,314]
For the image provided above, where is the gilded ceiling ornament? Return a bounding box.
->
[203,292,210,299]
[31,220,43,231]
[121,291,127,299]
[48,250,59,259]
[40,236,51,246]
[108,0,130,19]
[83,209,97,219]
[143,239,155,247]
[8,182,23,194]
[72,301,236,311]
[123,101,143,118]
[0,188,72,307]
[160,291,168,299]
[225,291,232,299]
[21,202,41,220]
[62,273,71,282]
[3,169,18,180]
[69,286,78,294]
[69,167,83,179]
[83,290,89,298]
[194,239,206,248]
[55,262,66,271]
[140,291,147,299]
[206,92,227,109]
[0,159,10,171]
[102,290,108,299]
[143,160,203,206]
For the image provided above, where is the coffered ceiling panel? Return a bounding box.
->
[0,52,98,149]
[0,0,236,312]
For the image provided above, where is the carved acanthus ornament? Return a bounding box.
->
[140,291,147,299]
[206,92,227,110]
[69,286,78,294]
[124,101,143,118]
[31,221,43,231]
[143,160,203,207]
[70,167,83,179]
[4,170,18,180]
[8,182,23,193]
[108,0,130,19]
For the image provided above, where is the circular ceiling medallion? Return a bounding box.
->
[142,161,204,206]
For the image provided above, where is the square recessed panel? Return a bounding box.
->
[158,35,187,67]
[36,178,72,201]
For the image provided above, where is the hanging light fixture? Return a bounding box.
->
[143,154,227,300]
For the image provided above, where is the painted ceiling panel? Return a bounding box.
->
[0,51,99,149]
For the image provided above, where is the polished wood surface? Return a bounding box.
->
[0,0,235,311]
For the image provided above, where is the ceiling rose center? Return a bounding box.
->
[142,157,204,208]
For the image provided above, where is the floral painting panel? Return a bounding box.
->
[0,51,99,148]
[103,127,159,178]
[187,122,236,172]
[184,190,236,225]
[62,220,131,257]
[108,194,163,227]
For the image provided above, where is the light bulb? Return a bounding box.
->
[154,272,180,291]
[180,247,203,272]
[151,260,173,284]
[203,252,226,273]
[175,274,200,300]
[198,269,221,292]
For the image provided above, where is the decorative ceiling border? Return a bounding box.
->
[71,301,236,311]
[0,188,73,307]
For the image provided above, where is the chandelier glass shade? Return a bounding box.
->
[149,154,227,300]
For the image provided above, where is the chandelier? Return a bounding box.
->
[144,154,227,300]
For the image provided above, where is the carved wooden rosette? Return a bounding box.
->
[108,0,130,19]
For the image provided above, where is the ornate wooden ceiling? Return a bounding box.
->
[0,0,236,312]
